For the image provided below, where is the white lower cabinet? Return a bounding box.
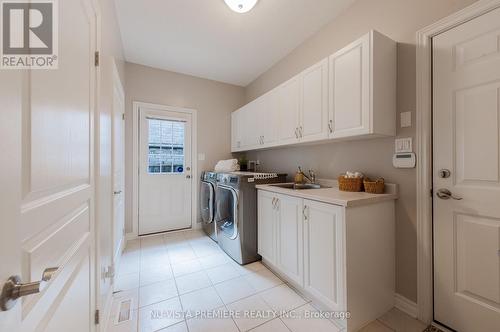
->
[303,200,345,311]
[257,189,395,331]
[257,191,277,264]
[276,194,303,286]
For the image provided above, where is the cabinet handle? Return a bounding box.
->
[275,198,279,210]
[294,128,298,139]
[272,197,276,208]
[328,120,333,133]
[299,126,303,137]
[303,205,308,221]
[262,135,264,144]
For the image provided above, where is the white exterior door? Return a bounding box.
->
[112,65,125,268]
[433,7,500,331]
[139,108,193,235]
[0,0,98,331]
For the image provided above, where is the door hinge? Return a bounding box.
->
[94,51,100,67]
[95,309,100,325]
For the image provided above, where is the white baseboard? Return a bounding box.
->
[394,293,418,318]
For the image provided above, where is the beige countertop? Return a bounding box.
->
[256,179,398,207]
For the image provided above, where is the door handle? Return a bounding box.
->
[113,190,122,195]
[1,267,58,311]
[436,188,462,200]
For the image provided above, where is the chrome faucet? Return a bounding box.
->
[298,167,316,184]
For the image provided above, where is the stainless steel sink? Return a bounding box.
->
[271,183,330,190]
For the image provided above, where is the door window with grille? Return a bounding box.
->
[147,118,185,174]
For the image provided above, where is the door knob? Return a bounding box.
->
[438,169,451,178]
[186,175,191,179]
[113,190,122,195]
[436,188,462,200]
[1,267,58,311]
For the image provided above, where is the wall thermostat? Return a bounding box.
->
[393,152,416,168]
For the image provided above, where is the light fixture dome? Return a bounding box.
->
[224,0,259,13]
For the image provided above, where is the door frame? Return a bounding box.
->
[131,101,198,238]
[415,0,500,325]
[111,59,125,270]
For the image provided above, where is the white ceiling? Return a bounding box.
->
[114,0,355,86]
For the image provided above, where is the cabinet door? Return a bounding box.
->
[258,191,277,264]
[301,58,329,142]
[303,199,345,311]
[259,90,280,147]
[231,110,242,151]
[241,102,260,149]
[278,77,301,145]
[329,33,370,139]
[276,194,303,286]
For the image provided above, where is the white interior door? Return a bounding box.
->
[433,7,500,331]
[0,0,98,331]
[139,108,193,235]
[112,64,125,270]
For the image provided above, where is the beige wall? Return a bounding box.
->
[243,0,478,302]
[124,63,246,233]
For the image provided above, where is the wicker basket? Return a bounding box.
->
[338,175,364,192]
[363,178,385,194]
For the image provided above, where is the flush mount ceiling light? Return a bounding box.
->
[224,0,259,13]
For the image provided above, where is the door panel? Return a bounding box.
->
[276,194,303,285]
[303,200,344,311]
[259,90,280,146]
[278,77,301,144]
[433,7,500,331]
[329,34,370,138]
[257,191,276,264]
[139,109,193,235]
[0,0,97,330]
[301,59,329,142]
[200,182,214,223]
[112,64,125,264]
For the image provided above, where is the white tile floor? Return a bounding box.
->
[107,230,426,332]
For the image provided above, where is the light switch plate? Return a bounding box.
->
[401,111,412,128]
[395,137,413,153]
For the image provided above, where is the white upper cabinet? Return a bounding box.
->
[259,90,280,147]
[301,58,329,142]
[329,30,396,139]
[231,30,396,152]
[231,109,243,151]
[278,76,301,145]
